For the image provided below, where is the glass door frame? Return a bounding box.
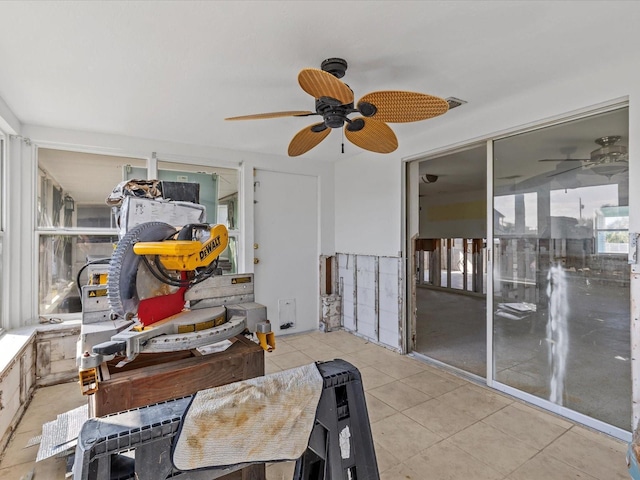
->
[485,101,633,442]
[404,98,635,442]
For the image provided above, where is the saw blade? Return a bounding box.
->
[107,222,177,319]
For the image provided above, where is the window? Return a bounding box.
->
[37,149,147,316]
[596,205,629,254]
[493,192,538,235]
[36,149,242,316]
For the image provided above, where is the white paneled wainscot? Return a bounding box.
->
[337,254,403,351]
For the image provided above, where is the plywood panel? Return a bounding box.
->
[338,254,356,331]
[0,361,21,438]
[92,335,264,417]
[379,257,402,349]
[356,255,377,340]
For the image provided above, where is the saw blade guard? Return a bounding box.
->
[107,221,177,320]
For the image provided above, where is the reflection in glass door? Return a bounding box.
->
[492,107,631,431]
[414,144,487,377]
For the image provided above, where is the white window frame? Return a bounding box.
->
[0,132,5,331]
[34,145,143,319]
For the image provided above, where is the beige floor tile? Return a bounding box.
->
[349,344,398,366]
[299,344,343,362]
[425,365,470,383]
[368,381,431,412]
[508,451,599,480]
[13,410,49,436]
[264,359,282,374]
[371,413,441,462]
[0,431,39,468]
[267,341,297,357]
[342,350,375,367]
[403,398,478,438]
[483,403,571,450]
[33,455,68,478]
[365,393,397,424]
[268,351,315,370]
[266,460,296,480]
[10,404,61,436]
[28,381,84,412]
[281,334,322,351]
[299,330,331,341]
[437,384,512,420]
[374,356,427,380]
[570,425,627,454]
[380,462,422,480]
[399,369,464,397]
[544,428,629,480]
[358,366,395,391]
[509,400,573,430]
[374,441,401,473]
[451,422,536,475]
[404,439,504,480]
[337,353,374,370]
[319,331,370,350]
[325,340,371,355]
[0,462,34,480]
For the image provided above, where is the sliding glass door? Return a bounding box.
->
[491,107,631,432]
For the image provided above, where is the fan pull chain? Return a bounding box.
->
[341,129,344,154]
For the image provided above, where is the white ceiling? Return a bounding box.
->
[1,1,638,164]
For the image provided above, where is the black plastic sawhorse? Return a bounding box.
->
[73,359,379,480]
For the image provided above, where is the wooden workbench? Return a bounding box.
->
[90,335,265,480]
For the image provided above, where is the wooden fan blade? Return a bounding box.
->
[358,91,449,123]
[225,110,314,120]
[344,117,398,154]
[288,123,331,157]
[298,68,354,105]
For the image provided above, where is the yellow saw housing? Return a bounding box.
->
[133,223,229,271]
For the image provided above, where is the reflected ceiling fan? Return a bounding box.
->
[540,136,629,179]
[225,58,450,156]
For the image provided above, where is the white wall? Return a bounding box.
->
[419,189,486,239]
[0,95,20,135]
[335,155,402,257]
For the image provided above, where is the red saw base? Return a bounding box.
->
[137,285,188,327]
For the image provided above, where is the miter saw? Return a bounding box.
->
[77,220,275,395]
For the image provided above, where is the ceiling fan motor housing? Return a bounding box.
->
[315,98,356,128]
[321,58,348,78]
[590,136,626,163]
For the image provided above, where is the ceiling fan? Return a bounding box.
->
[225,58,450,156]
[540,136,628,179]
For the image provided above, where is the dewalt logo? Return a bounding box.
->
[199,235,221,261]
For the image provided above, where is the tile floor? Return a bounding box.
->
[0,329,630,479]
[415,284,632,430]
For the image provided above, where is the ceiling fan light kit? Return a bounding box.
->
[225,58,450,156]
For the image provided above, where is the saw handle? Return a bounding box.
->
[177,223,210,240]
[93,340,126,356]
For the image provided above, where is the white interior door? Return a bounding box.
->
[253,169,319,334]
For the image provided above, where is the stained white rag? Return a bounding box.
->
[172,362,323,471]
